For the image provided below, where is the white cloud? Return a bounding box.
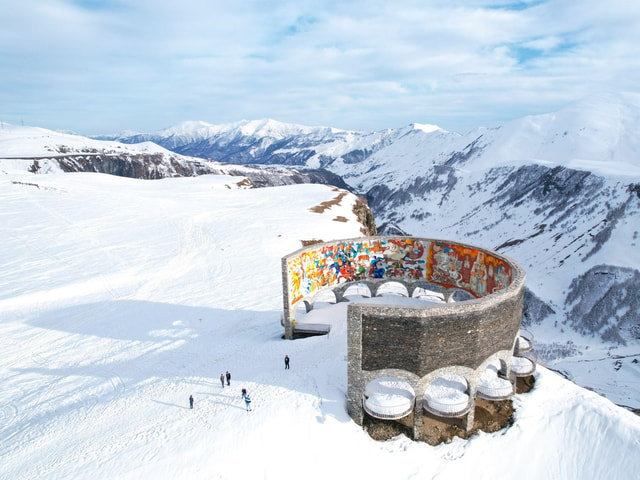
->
[1,0,639,134]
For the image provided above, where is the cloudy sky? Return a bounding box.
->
[2,0,639,135]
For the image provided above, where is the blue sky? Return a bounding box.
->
[2,0,639,135]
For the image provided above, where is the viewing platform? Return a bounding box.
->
[282,236,533,440]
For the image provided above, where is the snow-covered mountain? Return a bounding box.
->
[97,118,418,167]
[0,124,353,189]
[103,93,640,409]
[1,165,639,479]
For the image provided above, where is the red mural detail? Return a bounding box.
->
[427,242,511,296]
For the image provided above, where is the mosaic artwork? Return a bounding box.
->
[285,238,512,305]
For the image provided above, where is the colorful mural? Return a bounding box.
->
[285,238,513,305]
[427,243,512,295]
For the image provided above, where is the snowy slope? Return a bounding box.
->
[1,166,640,479]
[0,123,206,178]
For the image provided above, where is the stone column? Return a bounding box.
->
[463,382,478,431]
[413,399,424,441]
[347,305,365,425]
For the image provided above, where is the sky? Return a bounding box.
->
[2,0,640,135]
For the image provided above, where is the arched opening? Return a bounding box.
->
[343,283,372,300]
[516,329,534,354]
[314,289,337,305]
[363,376,415,420]
[293,301,310,318]
[423,373,471,417]
[376,281,409,298]
[449,289,475,302]
[412,287,446,303]
[477,359,514,401]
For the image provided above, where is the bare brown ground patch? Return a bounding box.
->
[300,239,324,247]
[364,399,514,445]
[235,178,253,188]
[333,216,348,222]
[309,189,348,214]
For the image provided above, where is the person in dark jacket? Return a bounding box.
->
[189,395,194,409]
[284,355,290,369]
[226,371,231,386]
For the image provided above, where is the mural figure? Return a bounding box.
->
[469,251,488,295]
[431,245,463,287]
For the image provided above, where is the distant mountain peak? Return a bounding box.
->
[410,122,443,133]
[157,120,218,136]
[237,118,321,138]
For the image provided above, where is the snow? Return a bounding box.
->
[424,374,470,415]
[511,356,536,376]
[0,124,173,158]
[411,123,443,134]
[478,361,514,399]
[517,335,532,352]
[1,163,640,479]
[364,377,415,417]
[470,92,640,177]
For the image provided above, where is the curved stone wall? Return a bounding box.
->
[282,236,520,339]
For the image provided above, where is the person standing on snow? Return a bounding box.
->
[226,371,231,386]
[220,373,225,388]
[242,390,252,411]
[189,395,194,409]
[284,355,290,369]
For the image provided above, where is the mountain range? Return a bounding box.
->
[2,92,639,410]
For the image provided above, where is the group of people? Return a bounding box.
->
[189,355,291,411]
[220,371,231,388]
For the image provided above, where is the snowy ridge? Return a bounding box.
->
[0,124,174,158]
[1,170,639,479]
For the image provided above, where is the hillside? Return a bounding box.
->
[1,167,639,479]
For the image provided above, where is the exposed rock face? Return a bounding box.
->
[28,154,353,190]
[222,166,353,190]
[352,197,377,236]
[564,265,640,344]
[50,153,194,179]
[522,288,556,328]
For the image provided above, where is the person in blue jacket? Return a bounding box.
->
[242,390,252,411]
